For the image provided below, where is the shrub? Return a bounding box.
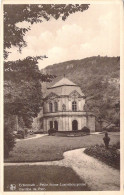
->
[112,141,120,149]
[4,141,9,158]
[84,144,120,169]
[104,126,120,132]
[48,128,57,135]
[55,131,90,137]
[4,127,16,158]
[17,130,25,139]
[16,134,23,139]
[81,126,90,133]
[34,131,44,134]
[24,128,28,136]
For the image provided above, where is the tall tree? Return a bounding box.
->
[4,56,56,127]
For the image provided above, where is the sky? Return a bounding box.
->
[7,3,121,69]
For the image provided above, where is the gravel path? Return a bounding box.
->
[4,148,120,191]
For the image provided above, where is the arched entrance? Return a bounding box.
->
[72,120,78,131]
[50,121,53,129]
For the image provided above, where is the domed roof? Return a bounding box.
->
[49,77,77,89]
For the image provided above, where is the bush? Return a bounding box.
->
[48,128,57,136]
[17,130,25,139]
[81,126,90,133]
[55,131,90,137]
[112,141,120,149]
[34,131,44,134]
[84,144,120,169]
[24,128,28,136]
[4,127,16,158]
[4,141,9,158]
[16,134,23,139]
[104,126,120,132]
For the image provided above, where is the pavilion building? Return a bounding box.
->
[43,77,95,132]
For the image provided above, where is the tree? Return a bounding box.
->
[4,126,16,158]
[4,4,89,58]
[4,56,56,127]
[113,101,120,127]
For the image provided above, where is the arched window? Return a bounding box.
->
[54,102,58,112]
[62,104,66,111]
[49,102,53,112]
[72,101,77,111]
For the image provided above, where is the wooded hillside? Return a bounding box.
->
[43,56,120,125]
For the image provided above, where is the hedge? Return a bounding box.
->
[84,144,120,169]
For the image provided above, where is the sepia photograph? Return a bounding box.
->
[2,0,123,192]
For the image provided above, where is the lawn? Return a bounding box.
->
[4,165,90,191]
[5,133,120,162]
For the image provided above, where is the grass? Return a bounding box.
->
[84,143,120,169]
[4,165,90,191]
[5,133,120,162]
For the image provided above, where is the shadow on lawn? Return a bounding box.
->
[4,165,90,191]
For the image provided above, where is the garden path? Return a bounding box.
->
[4,148,120,191]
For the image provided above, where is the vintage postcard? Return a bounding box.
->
[0,0,124,194]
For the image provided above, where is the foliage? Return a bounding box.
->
[4,127,16,158]
[4,141,9,158]
[17,130,25,139]
[4,115,16,157]
[103,126,120,132]
[81,126,90,133]
[4,56,54,81]
[15,134,23,139]
[4,114,17,132]
[55,131,90,137]
[24,128,28,136]
[4,57,56,128]
[48,128,57,135]
[45,56,120,124]
[34,131,44,134]
[112,141,120,149]
[84,144,120,169]
[4,4,89,58]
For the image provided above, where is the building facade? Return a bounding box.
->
[43,77,95,132]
